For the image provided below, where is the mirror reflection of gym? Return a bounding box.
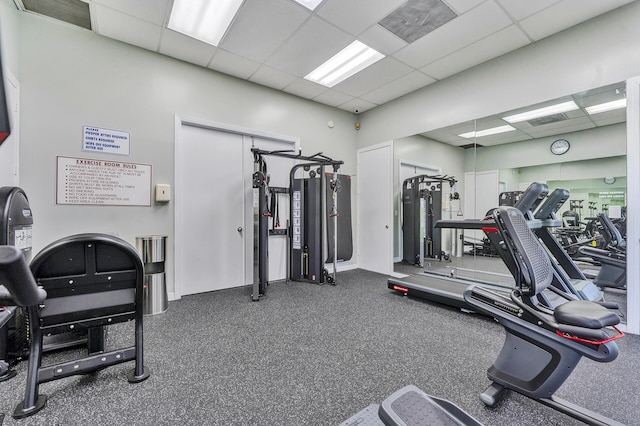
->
[394,82,627,322]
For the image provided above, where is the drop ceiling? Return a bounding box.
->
[14,0,634,116]
[421,81,627,147]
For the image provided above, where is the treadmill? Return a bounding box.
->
[388,183,603,310]
[388,183,548,309]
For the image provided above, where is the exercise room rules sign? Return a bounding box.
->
[56,156,152,206]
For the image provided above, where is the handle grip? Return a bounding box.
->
[0,246,47,306]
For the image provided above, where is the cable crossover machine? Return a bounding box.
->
[251,147,349,301]
[402,174,458,265]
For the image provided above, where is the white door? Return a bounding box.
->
[464,170,499,243]
[176,125,245,295]
[464,170,499,220]
[357,142,393,275]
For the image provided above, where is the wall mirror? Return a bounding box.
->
[393,82,628,322]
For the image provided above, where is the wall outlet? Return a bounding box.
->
[155,184,171,203]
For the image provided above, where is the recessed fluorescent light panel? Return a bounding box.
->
[503,101,579,124]
[304,41,385,88]
[168,0,243,46]
[585,98,627,115]
[459,125,516,139]
[293,0,323,10]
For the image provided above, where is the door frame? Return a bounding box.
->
[625,76,640,335]
[174,114,300,299]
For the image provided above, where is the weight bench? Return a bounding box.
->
[464,207,624,426]
[0,233,150,419]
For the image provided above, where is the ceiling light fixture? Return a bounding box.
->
[585,98,627,115]
[458,125,516,139]
[502,101,579,123]
[167,0,244,46]
[293,0,323,11]
[304,40,385,88]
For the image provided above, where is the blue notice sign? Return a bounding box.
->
[82,125,130,155]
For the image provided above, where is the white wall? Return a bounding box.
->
[357,1,640,147]
[15,12,358,296]
[0,1,19,75]
[473,124,627,173]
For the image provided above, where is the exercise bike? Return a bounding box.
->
[464,206,624,426]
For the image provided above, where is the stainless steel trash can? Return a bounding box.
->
[136,235,168,315]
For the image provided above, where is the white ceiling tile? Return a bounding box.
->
[333,57,413,97]
[444,0,487,14]
[208,50,262,80]
[283,78,329,99]
[45,0,634,120]
[479,132,532,146]
[93,4,162,51]
[421,25,530,79]
[220,0,309,63]
[265,16,353,76]
[360,71,436,105]
[592,113,626,127]
[249,65,298,90]
[358,24,407,56]
[393,1,513,68]
[159,29,217,67]
[518,0,634,41]
[317,0,406,36]
[338,98,378,114]
[93,0,170,25]
[312,89,354,107]
[493,0,561,21]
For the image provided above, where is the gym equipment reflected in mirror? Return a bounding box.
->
[393,81,627,322]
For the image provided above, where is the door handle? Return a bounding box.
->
[237,227,243,232]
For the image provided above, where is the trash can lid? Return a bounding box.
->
[136,235,167,240]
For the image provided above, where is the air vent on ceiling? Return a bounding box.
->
[459,143,483,149]
[379,0,457,43]
[20,0,91,30]
[527,113,567,127]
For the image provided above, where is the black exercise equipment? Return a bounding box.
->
[340,385,483,426]
[5,233,150,418]
[0,187,33,382]
[325,173,353,264]
[401,175,457,265]
[464,206,624,426]
[390,182,548,309]
[0,187,33,261]
[251,148,346,300]
[291,162,327,283]
[578,213,626,289]
[0,46,10,145]
[389,182,604,311]
[529,187,604,302]
[498,190,523,207]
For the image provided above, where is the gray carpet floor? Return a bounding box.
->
[1,269,638,425]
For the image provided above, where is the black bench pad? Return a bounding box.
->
[554,300,620,329]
